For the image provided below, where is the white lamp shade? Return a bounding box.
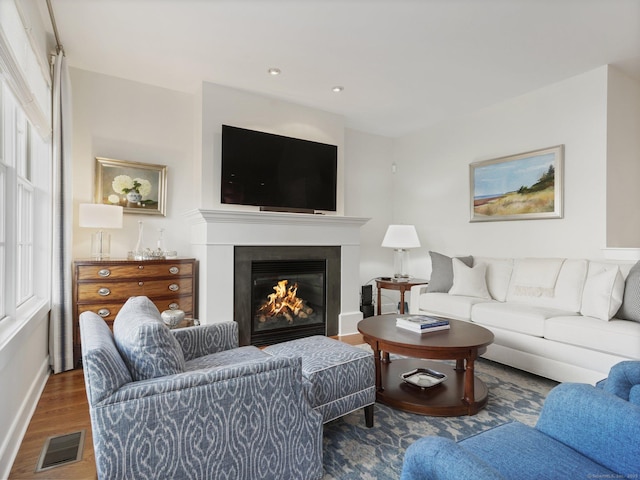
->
[78,203,124,229]
[381,224,421,249]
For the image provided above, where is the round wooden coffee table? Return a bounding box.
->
[358,314,494,416]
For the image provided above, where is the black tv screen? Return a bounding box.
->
[221,125,338,212]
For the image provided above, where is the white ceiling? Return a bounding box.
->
[44,0,640,137]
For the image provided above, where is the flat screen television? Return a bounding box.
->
[221,125,338,212]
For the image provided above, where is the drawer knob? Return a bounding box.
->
[169,302,179,310]
[138,265,144,269]
[98,269,111,277]
[169,266,179,275]
[138,281,144,286]
[169,283,179,292]
[98,287,111,296]
[97,308,110,317]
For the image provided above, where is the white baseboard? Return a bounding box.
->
[338,310,364,336]
[0,356,50,479]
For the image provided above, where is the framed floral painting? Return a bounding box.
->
[95,157,167,216]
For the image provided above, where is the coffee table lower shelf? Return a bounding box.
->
[376,358,488,416]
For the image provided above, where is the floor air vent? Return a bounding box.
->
[35,430,85,472]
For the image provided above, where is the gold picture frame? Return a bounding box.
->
[470,145,564,222]
[95,157,167,216]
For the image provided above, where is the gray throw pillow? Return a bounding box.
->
[616,261,640,322]
[113,296,186,381]
[426,251,473,293]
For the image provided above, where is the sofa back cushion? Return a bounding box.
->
[473,257,514,302]
[113,296,185,381]
[506,258,587,312]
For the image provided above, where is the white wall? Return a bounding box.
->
[197,81,346,213]
[607,67,640,247]
[390,66,612,279]
[70,68,196,259]
[68,65,640,300]
[0,308,49,477]
[343,128,395,281]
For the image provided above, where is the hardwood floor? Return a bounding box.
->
[8,333,364,479]
[8,369,96,479]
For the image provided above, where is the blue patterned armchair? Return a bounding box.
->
[80,296,323,480]
[400,361,640,480]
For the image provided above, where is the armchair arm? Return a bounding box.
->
[536,383,640,476]
[600,360,640,402]
[409,284,429,314]
[401,437,504,480]
[171,321,238,361]
[105,355,287,403]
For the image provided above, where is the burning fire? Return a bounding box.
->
[257,279,314,323]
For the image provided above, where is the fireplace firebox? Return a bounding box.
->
[234,246,341,346]
[251,260,326,345]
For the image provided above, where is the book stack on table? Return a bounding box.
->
[396,315,450,334]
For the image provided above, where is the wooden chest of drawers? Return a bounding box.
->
[73,258,198,368]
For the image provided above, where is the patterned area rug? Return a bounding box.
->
[322,355,559,479]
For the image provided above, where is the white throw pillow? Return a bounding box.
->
[474,257,513,302]
[449,258,491,299]
[580,262,625,321]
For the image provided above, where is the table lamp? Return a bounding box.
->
[79,203,124,260]
[381,224,421,278]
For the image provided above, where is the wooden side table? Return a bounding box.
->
[375,277,429,315]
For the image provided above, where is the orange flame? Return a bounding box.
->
[257,279,312,323]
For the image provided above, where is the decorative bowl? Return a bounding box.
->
[161,309,185,328]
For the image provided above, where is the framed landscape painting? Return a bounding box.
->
[470,145,564,222]
[95,157,167,216]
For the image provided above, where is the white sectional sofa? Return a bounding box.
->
[409,253,640,384]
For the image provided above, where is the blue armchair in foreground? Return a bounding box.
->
[400,361,640,480]
[80,296,323,480]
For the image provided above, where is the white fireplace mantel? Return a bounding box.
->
[185,209,370,335]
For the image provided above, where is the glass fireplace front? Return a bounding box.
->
[251,259,326,346]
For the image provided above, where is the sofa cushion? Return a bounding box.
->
[449,259,491,299]
[458,421,617,480]
[418,292,493,321]
[184,345,270,371]
[472,302,578,337]
[426,251,473,293]
[506,258,587,312]
[113,296,186,381]
[580,262,625,321]
[617,260,640,322]
[473,257,514,302]
[545,315,640,359]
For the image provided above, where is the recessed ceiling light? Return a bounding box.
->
[268,68,281,76]
[332,86,344,93]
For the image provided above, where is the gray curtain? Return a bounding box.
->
[49,51,73,373]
